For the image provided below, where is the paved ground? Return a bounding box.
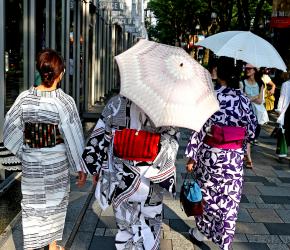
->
[1,123,290,250]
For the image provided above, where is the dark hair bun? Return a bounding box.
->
[41,64,55,83]
[36,49,65,88]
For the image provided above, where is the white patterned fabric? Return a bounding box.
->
[0,142,22,171]
[82,95,180,249]
[3,87,85,249]
[277,80,290,126]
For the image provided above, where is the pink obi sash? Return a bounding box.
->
[204,125,246,149]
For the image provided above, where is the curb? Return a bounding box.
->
[65,185,95,249]
[0,172,22,196]
[0,211,21,249]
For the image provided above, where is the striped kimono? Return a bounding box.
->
[81,95,180,250]
[3,87,85,249]
[185,86,257,250]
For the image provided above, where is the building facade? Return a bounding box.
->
[0,0,146,179]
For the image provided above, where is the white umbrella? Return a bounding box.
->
[115,39,219,132]
[196,31,287,72]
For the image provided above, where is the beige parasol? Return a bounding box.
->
[115,39,219,131]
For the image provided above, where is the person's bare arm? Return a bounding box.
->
[267,80,276,94]
[251,85,264,104]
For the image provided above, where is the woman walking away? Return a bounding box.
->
[3,49,87,250]
[81,95,179,250]
[276,72,290,155]
[240,63,269,168]
[186,57,257,250]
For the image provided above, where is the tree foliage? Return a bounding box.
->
[146,0,273,44]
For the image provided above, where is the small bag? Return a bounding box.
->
[276,127,288,158]
[180,173,203,217]
[252,102,269,125]
[113,128,160,161]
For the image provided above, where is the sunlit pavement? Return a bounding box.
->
[1,123,290,250]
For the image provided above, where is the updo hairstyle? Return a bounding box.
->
[36,49,65,88]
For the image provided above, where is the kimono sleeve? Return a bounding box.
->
[240,94,257,141]
[58,99,85,173]
[3,93,26,160]
[155,126,180,165]
[185,122,208,162]
[81,105,113,175]
[144,126,180,186]
[277,81,287,113]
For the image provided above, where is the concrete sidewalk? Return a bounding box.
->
[1,124,290,250]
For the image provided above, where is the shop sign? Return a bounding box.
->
[270,17,290,28]
[112,16,134,25]
[99,1,124,11]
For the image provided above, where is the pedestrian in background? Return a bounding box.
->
[186,57,257,250]
[81,95,179,250]
[240,63,268,168]
[276,72,290,153]
[208,58,218,86]
[259,67,276,111]
[3,48,87,250]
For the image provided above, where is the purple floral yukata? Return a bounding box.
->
[185,86,257,250]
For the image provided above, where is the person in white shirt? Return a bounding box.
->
[276,72,290,146]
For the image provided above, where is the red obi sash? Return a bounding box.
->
[113,129,160,161]
[204,125,246,149]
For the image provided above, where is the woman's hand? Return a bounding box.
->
[77,171,87,188]
[93,173,99,186]
[186,158,196,172]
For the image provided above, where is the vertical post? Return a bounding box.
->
[108,23,113,92]
[105,10,109,95]
[61,0,70,93]
[0,0,5,180]
[91,1,97,105]
[100,10,105,100]
[46,0,56,49]
[83,1,89,112]
[0,0,5,141]
[96,11,101,101]
[111,24,116,89]
[23,0,35,91]
[73,0,81,110]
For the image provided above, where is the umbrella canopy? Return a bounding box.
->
[115,39,219,131]
[196,31,287,72]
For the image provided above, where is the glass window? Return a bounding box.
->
[5,0,24,112]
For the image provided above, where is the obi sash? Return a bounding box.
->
[113,128,160,161]
[204,125,246,149]
[24,122,64,148]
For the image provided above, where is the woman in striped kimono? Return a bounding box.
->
[81,95,180,250]
[3,49,87,250]
[185,58,257,250]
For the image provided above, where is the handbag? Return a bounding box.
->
[180,172,203,217]
[252,102,269,125]
[276,127,288,157]
[113,128,160,161]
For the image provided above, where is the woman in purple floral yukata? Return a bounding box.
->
[185,57,257,250]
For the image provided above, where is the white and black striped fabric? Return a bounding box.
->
[0,142,22,171]
[3,87,85,249]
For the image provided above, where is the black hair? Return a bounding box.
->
[216,57,240,89]
[36,49,65,88]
